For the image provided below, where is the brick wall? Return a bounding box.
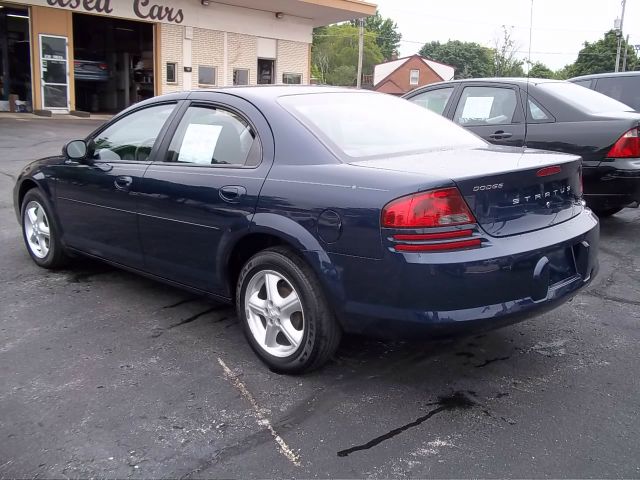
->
[158,28,309,93]
[276,40,308,84]
[227,33,258,86]
[160,23,184,93]
[191,27,225,88]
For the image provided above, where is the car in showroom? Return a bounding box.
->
[13,87,599,373]
[569,71,640,111]
[404,78,640,217]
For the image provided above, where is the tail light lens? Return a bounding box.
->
[607,127,640,158]
[382,187,475,228]
[99,63,108,70]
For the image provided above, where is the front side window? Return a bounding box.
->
[454,86,519,126]
[409,69,420,85]
[233,69,249,86]
[282,73,302,85]
[199,66,217,86]
[166,106,260,167]
[279,92,484,160]
[409,87,454,115]
[90,103,175,161]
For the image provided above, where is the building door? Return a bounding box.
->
[39,34,69,111]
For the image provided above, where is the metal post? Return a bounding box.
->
[622,34,630,72]
[615,0,627,72]
[356,18,364,89]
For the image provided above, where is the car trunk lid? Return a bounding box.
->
[350,146,583,238]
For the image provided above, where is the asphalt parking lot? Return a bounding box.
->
[1,115,639,478]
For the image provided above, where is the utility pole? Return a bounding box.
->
[614,0,627,72]
[622,34,630,71]
[356,18,364,89]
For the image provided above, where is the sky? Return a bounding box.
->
[374,0,639,71]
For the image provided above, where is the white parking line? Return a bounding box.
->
[217,357,301,466]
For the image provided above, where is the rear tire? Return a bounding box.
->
[592,207,623,218]
[236,246,341,374]
[20,189,68,269]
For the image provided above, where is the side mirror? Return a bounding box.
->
[64,140,89,161]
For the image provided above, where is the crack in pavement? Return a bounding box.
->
[584,290,640,307]
[0,170,16,181]
[474,356,511,368]
[336,392,476,457]
[167,304,230,329]
[163,297,198,309]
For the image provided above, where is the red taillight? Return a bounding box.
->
[607,127,640,158]
[382,187,475,228]
[536,165,561,177]
[393,229,474,241]
[99,63,108,70]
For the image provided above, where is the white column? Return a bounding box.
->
[183,26,193,90]
[223,31,229,86]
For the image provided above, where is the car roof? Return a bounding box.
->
[190,85,361,98]
[569,71,640,81]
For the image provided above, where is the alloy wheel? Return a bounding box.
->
[244,269,305,357]
[24,201,51,259]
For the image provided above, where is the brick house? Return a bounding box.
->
[372,54,455,95]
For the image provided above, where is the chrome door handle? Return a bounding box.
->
[219,185,247,203]
[114,175,133,191]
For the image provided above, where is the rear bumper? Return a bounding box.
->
[584,158,640,209]
[328,209,599,338]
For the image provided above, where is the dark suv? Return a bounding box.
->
[569,72,640,111]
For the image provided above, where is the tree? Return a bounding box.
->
[312,24,383,85]
[351,11,402,61]
[493,26,524,77]
[527,62,555,79]
[419,40,493,79]
[570,30,638,76]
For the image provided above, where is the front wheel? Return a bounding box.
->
[21,189,68,269]
[236,247,341,374]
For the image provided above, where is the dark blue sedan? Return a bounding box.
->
[13,87,599,373]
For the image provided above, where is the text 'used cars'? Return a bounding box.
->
[14,87,599,373]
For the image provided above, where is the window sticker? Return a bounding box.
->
[461,96,494,120]
[178,124,223,165]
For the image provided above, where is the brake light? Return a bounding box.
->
[537,166,561,177]
[99,63,108,70]
[395,239,481,252]
[607,127,640,158]
[382,187,475,228]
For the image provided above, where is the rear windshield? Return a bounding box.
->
[595,76,640,111]
[539,81,633,113]
[278,92,485,160]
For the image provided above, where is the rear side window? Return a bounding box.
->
[166,106,261,167]
[409,87,454,115]
[595,76,640,110]
[453,86,519,126]
[571,79,592,88]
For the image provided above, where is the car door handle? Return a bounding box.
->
[489,131,513,140]
[114,175,133,191]
[219,185,247,203]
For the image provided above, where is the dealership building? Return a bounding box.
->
[0,0,374,114]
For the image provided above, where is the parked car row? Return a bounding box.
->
[404,77,640,217]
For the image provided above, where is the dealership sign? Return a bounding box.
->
[45,0,184,23]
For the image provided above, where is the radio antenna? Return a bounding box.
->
[524,0,534,147]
